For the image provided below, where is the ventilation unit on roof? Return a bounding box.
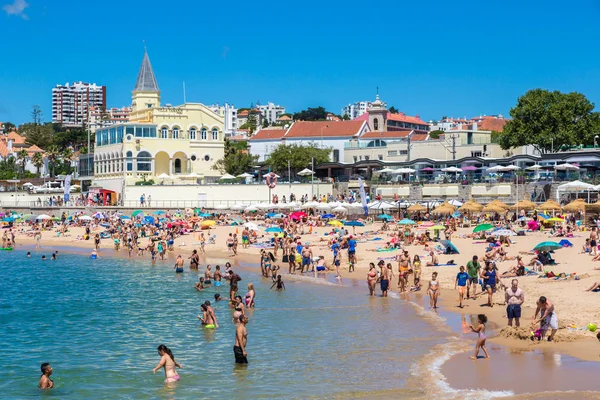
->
[165,104,172,107]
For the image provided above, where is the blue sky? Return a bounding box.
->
[1,0,600,125]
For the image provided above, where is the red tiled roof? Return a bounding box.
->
[285,120,364,138]
[0,140,9,158]
[238,110,249,117]
[277,115,292,121]
[4,131,25,144]
[479,117,507,132]
[26,144,44,154]
[360,130,412,139]
[355,112,429,126]
[250,129,288,141]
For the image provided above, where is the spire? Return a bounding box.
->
[133,49,159,93]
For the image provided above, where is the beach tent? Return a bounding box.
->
[439,240,459,254]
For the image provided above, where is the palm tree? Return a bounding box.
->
[61,147,74,174]
[32,152,44,177]
[46,145,59,178]
[16,149,29,178]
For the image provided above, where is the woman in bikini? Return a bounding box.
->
[189,250,199,269]
[153,344,183,384]
[412,255,422,287]
[245,283,256,308]
[428,271,440,309]
[367,263,378,296]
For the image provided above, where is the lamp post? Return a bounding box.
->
[551,138,554,153]
[311,157,314,200]
[594,135,598,149]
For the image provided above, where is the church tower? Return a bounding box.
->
[131,49,160,115]
[367,93,387,132]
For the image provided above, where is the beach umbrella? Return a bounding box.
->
[201,220,217,227]
[491,229,516,237]
[153,210,166,215]
[321,213,335,218]
[78,215,92,221]
[441,166,463,172]
[120,215,131,220]
[198,212,212,217]
[1,217,15,222]
[266,212,277,217]
[244,206,259,212]
[482,204,507,214]
[157,173,171,179]
[219,173,237,180]
[554,163,580,171]
[332,205,348,213]
[448,199,463,207]
[36,214,51,220]
[131,210,144,217]
[237,172,253,178]
[473,223,494,233]
[533,241,563,252]
[546,217,566,223]
[398,218,416,225]
[378,214,394,220]
[143,215,155,223]
[538,200,562,211]
[526,165,542,170]
[92,212,106,219]
[344,220,365,227]
[585,200,600,212]
[510,200,537,211]
[316,203,332,210]
[377,167,396,173]
[231,204,246,211]
[266,227,283,233]
[407,203,427,212]
[488,200,510,209]
[368,201,395,210]
[297,168,314,176]
[328,220,343,227]
[301,201,320,209]
[213,204,229,210]
[563,199,586,213]
[244,222,259,230]
[271,213,285,219]
[290,211,307,219]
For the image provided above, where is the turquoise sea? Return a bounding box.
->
[0,250,445,399]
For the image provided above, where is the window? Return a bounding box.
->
[204,154,210,161]
[201,128,207,140]
[353,156,358,162]
[126,127,134,136]
[387,150,398,156]
[191,155,197,161]
[135,126,144,137]
[161,127,168,139]
[190,128,196,140]
[367,140,387,148]
[172,127,180,139]
[126,151,133,171]
[137,151,152,172]
[378,155,383,161]
[212,128,218,140]
[333,149,339,163]
[365,156,370,161]
[174,158,182,174]
[471,151,482,157]
[399,150,408,155]
[373,118,379,131]
[117,126,124,143]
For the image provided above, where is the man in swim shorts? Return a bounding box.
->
[234,315,249,364]
[505,279,524,327]
[378,260,389,297]
[533,296,558,341]
[301,244,313,273]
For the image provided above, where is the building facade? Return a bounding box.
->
[92,50,225,193]
[52,82,107,127]
[88,106,131,132]
[342,100,388,120]
[208,103,238,136]
[256,102,286,124]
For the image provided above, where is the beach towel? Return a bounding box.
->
[376,248,398,252]
[558,239,573,247]
[425,263,457,267]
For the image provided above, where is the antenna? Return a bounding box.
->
[183,81,186,104]
[143,40,146,52]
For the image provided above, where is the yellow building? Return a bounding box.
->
[92,50,225,192]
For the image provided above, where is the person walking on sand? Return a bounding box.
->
[591,227,598,256]
[153,344,182,383]
[428,271,440,309]
[455,266,469,308]
[38,363,54,389]
[234,315,249,364]
[533,296,558,341]
[466,255,481,300]
[506,279,524,327]
[469,314,490,360]
[397,250,411,291]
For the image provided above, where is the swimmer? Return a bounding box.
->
[42,255,46,261]
[174,255,184,273]
[153,344,183,383]
[195,277,205,291]
[214,293,222,302]
[232,295,245,322]
[90,250,99,259]
[469,314,490,360]
[51,253,56,261]
[270,275,285,291]
[38,363,54,389]
[245,283,255,308]
[199,301,218,328]
[27,252,31,258]
[204,265,213,284]
[234,315,249,364]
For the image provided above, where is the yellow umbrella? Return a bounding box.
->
[328,220,343,227]
[546,217,565,222]
[201,220,217,227]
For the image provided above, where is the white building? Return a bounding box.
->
[88,106,131,133]
[256,102,285,125]
[208,103,238,136]
[52,82,106,127]
[342,100,387,120]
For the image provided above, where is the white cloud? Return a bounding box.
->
[3,0,29,19]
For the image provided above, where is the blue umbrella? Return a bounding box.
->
[344,221,365,227]
[533,241,562,252]
[266,227,283,233]
[2,217,15,222]
[397,218,415,225]
[143,215,155,224]
[322,213,335,219]
[272,213,286,219]
[153,210,166,215]
[451,212,461,218]
[266,212,277,218]
[378,214,394,220]
[198,212,212,217]
[537,213,549,220]
[120,215,131,220]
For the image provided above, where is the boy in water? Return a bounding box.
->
[38,363,54,389]
[270,275,285,291]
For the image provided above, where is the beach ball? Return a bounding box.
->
[588,323,597,332]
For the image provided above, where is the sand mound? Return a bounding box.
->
[497,326,582,343]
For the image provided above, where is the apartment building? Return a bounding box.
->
[52,82,107,127]
[256,102,286,124]
[88,106,131,132]
[342,100,387,119]
[208,103,238,136]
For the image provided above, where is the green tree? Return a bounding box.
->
[16,149,29,178]
[497,89,600,153]
[389,106,399,114]
[0,157,17,179]
[293,106,328,121]
[211,139,258,176]
[429,130,444,139]
[31,152,44,176]
[21,122,53,149]
[266,143,331,177]
[61,147,74,174]
[3,122,16,132]
[46,145,59,177]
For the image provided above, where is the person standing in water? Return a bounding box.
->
[174,255,184,273]
[189,250,199,269]
[234,315,249,364]
[153,344,183,383]
[427,271,440,309]
[204,265,213,284]
[469,314,490,360]
[367,263,378,296]
[378,260,389,297]
[38,363,54,389]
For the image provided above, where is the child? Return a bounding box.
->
[427,272,440,309]
[455,266,469,308]
[270,275,285,291]
[469,314,490,360]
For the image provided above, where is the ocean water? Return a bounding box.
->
[0,250,447,399]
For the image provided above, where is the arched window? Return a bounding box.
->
[172,127,180,139]
[367,139,387,148]
[174,158,182,174]
[137,151,152,172]
[212,128,218,140]
[373,118,379,131]
[161,127,168,139]
[190,127,196,140]
[126,151,133,171]
[201,128,207,140]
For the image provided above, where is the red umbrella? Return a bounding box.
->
[290,211,307,220]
